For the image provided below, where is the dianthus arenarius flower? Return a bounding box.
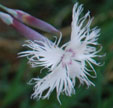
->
[19,3,102,103]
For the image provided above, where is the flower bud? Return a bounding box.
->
[0,12,49,42]
[0,4,60,35]
[0,12,13,25]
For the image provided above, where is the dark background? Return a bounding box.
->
[0,0,113,108]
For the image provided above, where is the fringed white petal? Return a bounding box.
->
[70,3,100,48]
[18,40,64,69]
[30,64,75,104]
[68,60,94,87]
[65,3,102,87]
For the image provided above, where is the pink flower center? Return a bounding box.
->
[61,48,75,67]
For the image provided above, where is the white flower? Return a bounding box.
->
[18,3,102,103]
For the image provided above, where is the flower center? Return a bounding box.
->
[61,48,75,67]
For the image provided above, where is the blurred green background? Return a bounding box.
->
[0,0,113,108]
